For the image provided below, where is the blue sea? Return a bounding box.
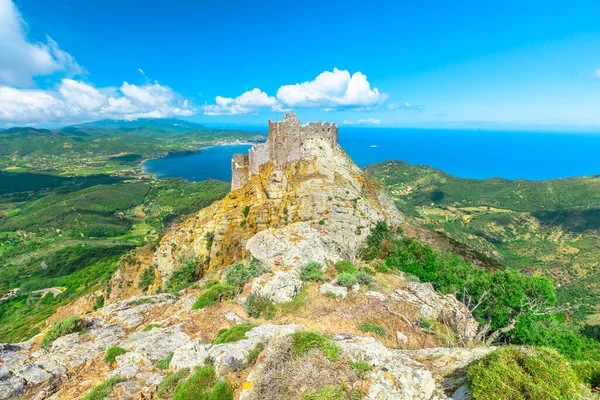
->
[142,128,600,183]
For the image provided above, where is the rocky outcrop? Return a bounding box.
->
[113,113,403,297]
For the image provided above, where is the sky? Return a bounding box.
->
[1,0,600,130]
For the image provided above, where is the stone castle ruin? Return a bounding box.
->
[231,113,338,190]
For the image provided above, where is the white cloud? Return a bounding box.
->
[0,0,84,86]
[0,78,196,125]
[343,118,382,125]
[357,118,381,124]
[203,88,277,115]
[594,68,600,79]
[276,68,385,109]
[387,102,422,112]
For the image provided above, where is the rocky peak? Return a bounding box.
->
[110,114,402,298]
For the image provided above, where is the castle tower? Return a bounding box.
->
[231,113,338,190]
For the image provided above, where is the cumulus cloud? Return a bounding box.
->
[0,0,84,86]
[0,78,196,125]
[203,69,386,115]
[203,88,277,115]
[277,68,385,108]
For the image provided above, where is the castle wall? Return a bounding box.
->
[231,113,338,190]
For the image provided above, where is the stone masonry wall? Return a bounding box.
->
[231,112,338,190]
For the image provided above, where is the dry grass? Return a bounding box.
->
[246,336,364,400]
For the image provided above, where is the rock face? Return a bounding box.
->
[115,113,403,294]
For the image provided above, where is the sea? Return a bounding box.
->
[141,128,600,183]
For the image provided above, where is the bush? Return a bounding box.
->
[247,342,265,365]
[82,376,127,400]
[41,316,86,349]
[192,285,235,310]
[336,272,358,288]
[104,346,128,365]
[245,294,276,319]
[158,352,174,370]
[467,347,585,400]
[334,260,357,274]
[572,360,600,387]
[359,322,386,337]
[291,331,340,362]
[300,261,325,282]
[212,323,256,344]
[138,267,155,290]
[355,270,373,286]
[157,368,190,399]
[172,365,234,400]
[168,256,204,292]
[223,260,268,293]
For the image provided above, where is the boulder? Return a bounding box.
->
[251,271,303,303]
[320,283,348,298]
[366,291,387,302]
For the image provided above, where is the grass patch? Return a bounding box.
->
[291,331,340,362]
[212,323,256,345]
[131,297,155,306]
[278,286,308,315]
[358,322,386,337]
[158,352,174,370]
[247,342,265,365]
[334,260,357,274]
[157,368,190,399]
[192,284,235,310]
[245,294,276,319]
[467,346,586,400]
[300,261,325,282]
[82,376,127,400]
[104,346,128,365]
[40,316,86,349]
[172,365,235,400]
[142,323,161,331]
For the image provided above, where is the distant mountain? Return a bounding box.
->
[71,118,205,132]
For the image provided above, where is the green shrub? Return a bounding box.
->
[245,294,276,319]
[143,323,161,331]
[172,365,235,400]
[467,347,585,400]
[350,361,373,378]
[363,267,376,276]
[94,295,105,310]
[157,368,190,399]
[138,267,155,290]
[158,352,174,370]
[336,272,358,288]
[355,270,373,286]
[359,322,386,337]
[223,260,268,293]
[168,256,204,292]
[192,285,235,310]
[212,323,256,344]
[82,376,127,400]
[41,316,86,349]
[247,342,265,365]
[334,260,357,274]
[291,331,340,362]
[104,346,128,365]
[242,205,251,218]
[300,261,325,282]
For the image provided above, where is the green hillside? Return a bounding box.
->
[366,160,600,322]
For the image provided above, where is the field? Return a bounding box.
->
[366,160,600,322]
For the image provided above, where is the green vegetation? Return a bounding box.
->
[242,205,251,219]
[336,272,358,288]
[167,255,205,293]
[223,260,269,293]
[158,352,174,370]
[300,261,325,282]
[362,221,600,390]
[211,323,256,344]
[367,160,600,321]
[245,294,276,319]
[467,347,586,400]
[40,316,86,349]
[138,267,155,290]
[291,331,341,362]
[157,368,190,399]
[104,346,128,365]
[247,342,265,365]
[192,285,235,310]
[142,323,161,331]
[358,322,386,337]
[334,260,357,274]
[172,365,234,400]
[81,376,127,400]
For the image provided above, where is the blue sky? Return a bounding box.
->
[1,0,600,130]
